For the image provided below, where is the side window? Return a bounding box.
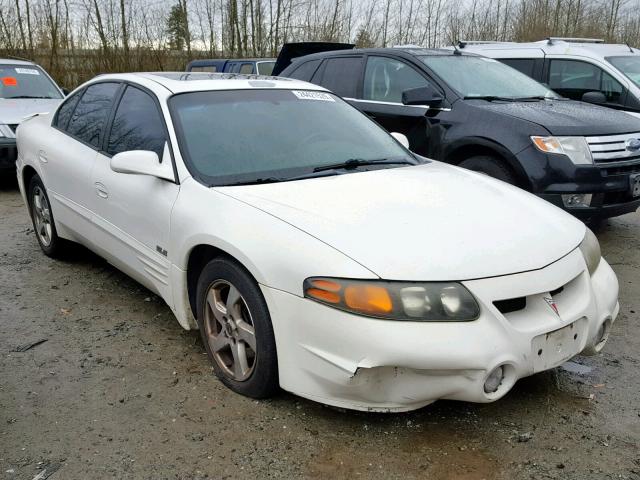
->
[549,59,624,103]
[67,82,120,148]
[107,86,167,159]
[316,57,362,97]
[239,63,254,74]
[363,56,428,103]
[288,59,322,81]
[54,91,82,130]
[191,66,217,73]
[501,59,536,78]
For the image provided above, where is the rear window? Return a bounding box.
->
[257,61,275,76]
[316,57,362,97]
[0,64,62,99]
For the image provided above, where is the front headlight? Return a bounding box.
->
[531,136,593,165]
[579,228,601,275]
[303,277,480,321]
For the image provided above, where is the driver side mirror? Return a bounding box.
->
[110,150,174,181]
[582,91,607,105]
[402,85,444,108]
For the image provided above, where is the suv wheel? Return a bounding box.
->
[459,156,517,185]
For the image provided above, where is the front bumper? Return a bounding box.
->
[0,138,17,170]
[262,249,619,412]
[519,146,640,220]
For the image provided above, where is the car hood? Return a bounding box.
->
[469,99,640,136]
[218,163,585,281]
[0,98,62,125]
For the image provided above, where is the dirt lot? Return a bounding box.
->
[1,178,639,480]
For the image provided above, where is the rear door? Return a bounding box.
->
[90,83,179,299]
[45,82,120,242]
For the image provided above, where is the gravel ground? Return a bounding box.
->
[1,177,639,480]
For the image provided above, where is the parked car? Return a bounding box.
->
[456,38,640,117]
[275,44,640,221]
[16,72,618,412]
[0,58,64,173]
[186,58,276,75]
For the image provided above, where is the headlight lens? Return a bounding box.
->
[579,228,601,275]
[531,136,593,165]
[304,277,480,321]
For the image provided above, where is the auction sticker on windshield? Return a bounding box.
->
[15,68,40,75]
[292,90,335,101]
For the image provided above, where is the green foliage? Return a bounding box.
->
[166,2,189,51]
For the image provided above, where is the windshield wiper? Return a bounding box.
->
[313,157,415,173]
[220,171,340,186]
[464,95,518,102]
[6,95,54,99]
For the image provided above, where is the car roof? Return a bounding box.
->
[0,58,37,66]
[291,47,470,62]
[459,40,639,59]
[90,72,328,94]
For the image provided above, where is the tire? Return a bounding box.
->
[196,257,279,398]
[459,155,517,185]
[27,174,66,258]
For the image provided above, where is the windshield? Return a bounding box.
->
[606,56,640,87]
[419,55,557,99]
[169,89,414,186]
[0,64,62,99]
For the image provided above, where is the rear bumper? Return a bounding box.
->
[262,249,619,412]
[0,138,17,170]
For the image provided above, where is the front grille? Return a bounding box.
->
[586,132,640,165]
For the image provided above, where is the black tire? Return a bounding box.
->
[459,155,517,185]
[27,174,66,258]
[196,257,279,398]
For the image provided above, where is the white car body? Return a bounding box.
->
[16,72,620,412]
[456,39,640,118]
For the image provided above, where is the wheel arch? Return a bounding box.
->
[185,243,264,322]
[445,138,531,190]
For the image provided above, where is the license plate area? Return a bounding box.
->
[631,173,640,198]
[532,318,587,372]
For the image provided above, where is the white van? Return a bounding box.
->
[457,38,640,118]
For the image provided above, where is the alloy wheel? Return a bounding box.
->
[204,279,257,381]
[32,186,52,247]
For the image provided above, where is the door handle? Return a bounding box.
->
[37,150,48,163]
[95,182,108,199]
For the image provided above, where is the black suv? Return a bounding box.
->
[275,44,640,220]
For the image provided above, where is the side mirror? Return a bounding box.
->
[402,85,444,108]
[62,87,70,96]
[110,150,174,181]
[391,132,410,149]
[582,91,607,105]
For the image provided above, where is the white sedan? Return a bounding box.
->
[16,72,619,412]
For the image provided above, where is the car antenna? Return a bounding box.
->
[626,42,634,53]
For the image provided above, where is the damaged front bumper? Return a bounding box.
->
[261,248,619,412]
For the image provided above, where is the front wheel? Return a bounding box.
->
[459,155,517,185]
[196,257,279,398]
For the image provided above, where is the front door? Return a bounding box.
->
[90,84,179,301]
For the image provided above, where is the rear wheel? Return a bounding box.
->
[28,175,66,258]
[196,257,279,398]
[459,155,517,185]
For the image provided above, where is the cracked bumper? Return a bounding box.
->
[261,249,619,412]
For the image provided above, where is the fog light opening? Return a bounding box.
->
[484,366,505,394]
[562,193,593,208]
[595,319,612,350]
